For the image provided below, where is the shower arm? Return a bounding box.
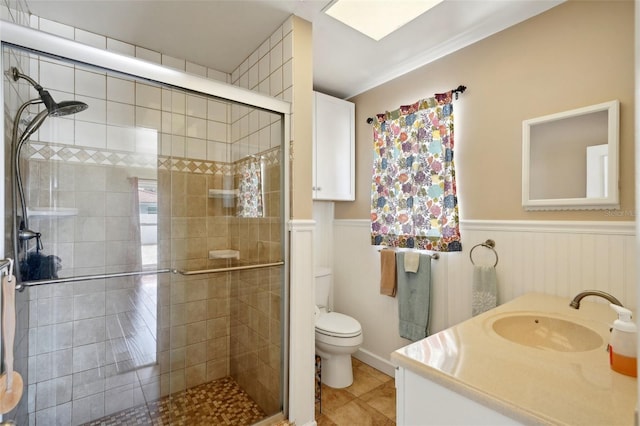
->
[11,67,88,117]
[11,68,53,113]
[11,68,42,91]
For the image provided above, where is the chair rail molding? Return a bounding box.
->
[460,219,635,235]
[334,218,636,235]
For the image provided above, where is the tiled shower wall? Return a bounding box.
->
[1,6,293,425]
[0,0,29,26]
[158,148,283,417]
[226,17,292,413]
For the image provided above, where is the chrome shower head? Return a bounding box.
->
[47,99,88,117]
[10,67,88,116]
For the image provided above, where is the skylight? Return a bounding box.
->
[324,0,444,41]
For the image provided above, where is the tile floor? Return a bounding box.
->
[79,358,392,426]
[83,376,267,425]
[315,358,396,425]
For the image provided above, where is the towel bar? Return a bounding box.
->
[0,259,12,275]
[176,261,284,275]
[469,239,498,267]
[377,248,439,260]
[15,268,174,291]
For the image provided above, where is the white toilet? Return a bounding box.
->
[314,267,363,388]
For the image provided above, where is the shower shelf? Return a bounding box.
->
[27,207,79,217]
[209,250,240,260]
[208,189,238,198]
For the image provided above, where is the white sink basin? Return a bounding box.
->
[491,314,604,352]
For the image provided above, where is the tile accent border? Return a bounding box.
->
[27,142,282,176]
[27,142,157,169]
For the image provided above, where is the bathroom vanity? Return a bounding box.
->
[391,293,637,425]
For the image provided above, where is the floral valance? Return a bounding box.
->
[370,92,461,252]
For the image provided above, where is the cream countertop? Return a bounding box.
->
[391,292,637,425]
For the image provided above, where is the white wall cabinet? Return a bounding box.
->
[312,91,355,200]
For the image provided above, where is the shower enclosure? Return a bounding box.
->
[1,22,289,426]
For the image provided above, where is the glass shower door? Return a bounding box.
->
[3,43,286,426]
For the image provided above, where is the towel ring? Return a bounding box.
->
[469,239,498,267]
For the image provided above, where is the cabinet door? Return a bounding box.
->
[397,368,522,426]
[313,92,355,200]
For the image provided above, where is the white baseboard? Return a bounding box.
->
[354,348,396,377]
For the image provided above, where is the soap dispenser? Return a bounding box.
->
[609,304,637,377]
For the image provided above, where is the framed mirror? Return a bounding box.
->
[522,100,619,211]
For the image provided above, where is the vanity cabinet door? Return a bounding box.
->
[312,91,355,201]
[396,367,522,425]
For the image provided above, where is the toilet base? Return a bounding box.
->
[317,351,354,389]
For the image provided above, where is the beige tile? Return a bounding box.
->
[320,384,356,414]
[186,320,207,345]
[316,413,338,426]
[185,363,207,388]
[344,365,387,397]
[185,300,207,323]
[355,361,393,384]
[352,357,365,368]
[324,399,393,426]
[360,380,396,421]
[185,342,207,366]
[316,360,396,425]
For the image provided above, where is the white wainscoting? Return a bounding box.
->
[288,219,316,426]
[332,219,636,374]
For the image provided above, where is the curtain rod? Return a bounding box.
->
[366,85,467,124]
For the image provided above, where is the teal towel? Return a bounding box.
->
[397,252,431,341]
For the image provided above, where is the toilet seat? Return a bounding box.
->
[315,312,362,338]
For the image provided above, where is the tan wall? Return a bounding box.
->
[335,0,635,221]
[291,16,314,219]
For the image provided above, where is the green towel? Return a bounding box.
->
[397,252,431,341]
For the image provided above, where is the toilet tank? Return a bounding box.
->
[315,267,332,308]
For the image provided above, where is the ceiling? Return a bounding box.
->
[26,0,563,100]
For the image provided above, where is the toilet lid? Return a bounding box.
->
[315,312,362,338]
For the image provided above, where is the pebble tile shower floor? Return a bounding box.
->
[79,358,392,425]
[82,376,268,426]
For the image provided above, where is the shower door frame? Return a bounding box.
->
[0,20,292,419]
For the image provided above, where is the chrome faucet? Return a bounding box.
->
[569,290,623,309]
